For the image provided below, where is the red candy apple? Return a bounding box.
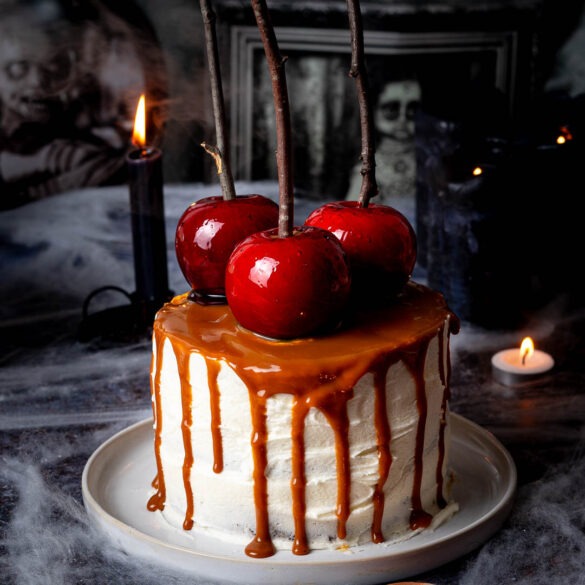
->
[225,226,351,339]
[305,200,417,299]
[223,1,352,342]
[175,1,281,302]
[175,195,278,300]
[301,1,416,303]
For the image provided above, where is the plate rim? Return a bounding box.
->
[82,412,517,580]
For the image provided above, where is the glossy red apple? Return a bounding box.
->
[304,200,417,300]
[175,195,279,301]
[225,226,351,339]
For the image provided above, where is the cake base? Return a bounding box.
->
[149,282,459,554]
[82,413,516,584]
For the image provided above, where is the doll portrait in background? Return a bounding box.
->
[0,0,167,210]
[346,76,421,203]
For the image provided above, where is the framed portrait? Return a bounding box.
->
[0,0,168,210]
[229,25,521,201]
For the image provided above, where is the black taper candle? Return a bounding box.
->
[77,96,171,341]
[126,145,170,313]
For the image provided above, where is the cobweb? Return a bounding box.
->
[2,183,584,584]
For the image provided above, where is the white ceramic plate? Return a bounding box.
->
[82,413,516,584]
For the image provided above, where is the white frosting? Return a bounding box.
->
[149,317,457,551]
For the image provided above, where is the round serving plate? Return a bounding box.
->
[82,413,516,584]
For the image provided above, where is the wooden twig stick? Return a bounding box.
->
[347,0,378,207]
[200,0,236,200]
[251,0,294,237]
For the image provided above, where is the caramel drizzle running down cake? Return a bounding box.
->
[147,281,459,558]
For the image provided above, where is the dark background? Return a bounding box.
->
[1,0,584,199]
[139,0,585,191]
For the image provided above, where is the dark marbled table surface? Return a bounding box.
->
[2,184,585,585]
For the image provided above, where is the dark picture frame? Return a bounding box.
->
[229,25,520,200]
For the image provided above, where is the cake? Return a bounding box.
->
[147,280,459,557]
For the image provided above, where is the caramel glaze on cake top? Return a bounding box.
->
[148,281,459,558]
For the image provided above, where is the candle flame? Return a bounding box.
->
[472,166,483,176]
[556,125,573,145]
[132,94,146,148]
[520,337,534,365]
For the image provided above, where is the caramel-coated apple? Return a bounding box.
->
[175,194,279,300]
[305,200,417,300]
[225,226,351,339]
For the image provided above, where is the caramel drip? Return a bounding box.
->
[318,389,354,540]
[436,323,448,508]
[171,342,195,530]
[291,398,309,555]
[147,327,167,512]
[205,358,224,473]
[438,323,447,391]
[245,392,276,558]
[151,283,456,556]
[405,338,433,530]
[371,356,397,543]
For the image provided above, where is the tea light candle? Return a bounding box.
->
[491,337,554,386]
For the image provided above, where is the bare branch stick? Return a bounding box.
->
[200,0,236,200]
[347,0,378,207]
[251,0,294,237]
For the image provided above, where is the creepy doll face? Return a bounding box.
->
[374,79,421,141]
[0,26,74,124]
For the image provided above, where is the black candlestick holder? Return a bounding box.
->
[77,285,172,342]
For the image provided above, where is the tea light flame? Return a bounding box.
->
[132,94,146,149]
[556,125,573,145]
[520,336,534,365]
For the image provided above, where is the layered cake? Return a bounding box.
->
[147,281,459,557]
